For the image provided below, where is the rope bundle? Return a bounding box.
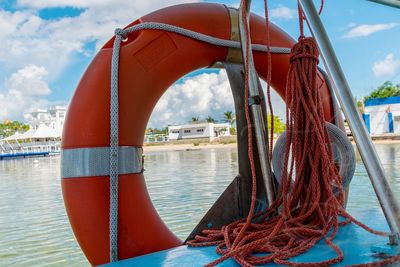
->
[188,33,347,267]
[188,1,400,266]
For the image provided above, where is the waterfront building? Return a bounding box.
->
[362,96,400,135]
[168,122,230,141]
[24,106,67,135]
[0,106,67,155]
[0,124,61,155]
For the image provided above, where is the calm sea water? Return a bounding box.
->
[1,144,400,266]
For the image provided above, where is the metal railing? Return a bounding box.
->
[368,0,400,9]
[238,0,276,205]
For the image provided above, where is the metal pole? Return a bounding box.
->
[238,0,276,205]
[300,0,400,243]
[367,0,400,9]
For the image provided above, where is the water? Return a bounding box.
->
[1,144,400,266]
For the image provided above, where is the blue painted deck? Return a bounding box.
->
[102,209,398,266]
[0,152,49,160]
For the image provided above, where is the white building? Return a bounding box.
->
[1,105,67,154]
[0,124,61,154]
[24,106,67,135]
[168,122,231,141]
[363,96,400,135]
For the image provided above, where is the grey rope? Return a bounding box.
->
[109,22,291,262]
[121,22,291,54]
[109,29,123,262]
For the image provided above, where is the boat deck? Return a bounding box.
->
[103,209,397,266]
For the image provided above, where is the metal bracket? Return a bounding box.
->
[239,0,276,204]
[210,6,242,68]
[248,95,264,106]
[225,7,243,63]
[185,62,268,243]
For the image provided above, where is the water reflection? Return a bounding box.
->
[0,157,86,266]
[144,148,237,238]
[1,144,400,266]
[347,143,400,213]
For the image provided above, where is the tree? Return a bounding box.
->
[206,116,216,123]
[355,98,364,114]
[364,81,400,101]
[145,127,168,135]
[266,115,286,134]
[0,120,29,138]
[145,128,156,135]
[223,111,235,126]
[223,111,236,135]
[191,116,199,123]
[161,127,168,135]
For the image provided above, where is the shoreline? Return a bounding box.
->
[143,142,237,152]
[143,138,400,153]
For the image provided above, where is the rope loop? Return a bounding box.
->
[114,28,127,38]
[290,37,319,63]
[297,0,325,38]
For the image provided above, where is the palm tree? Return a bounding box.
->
[223,111,235,126]
[206,116,216,123]
[191,116,199,123]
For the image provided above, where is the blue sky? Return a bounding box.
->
[0,0,399,126]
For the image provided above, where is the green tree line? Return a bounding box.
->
[146,111,286,135]
[364,81,400,101]
[354,81,400,113]
[0,120,29,139]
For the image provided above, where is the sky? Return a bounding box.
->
[0,0,400,127]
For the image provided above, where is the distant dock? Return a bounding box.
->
[0,152,49,160]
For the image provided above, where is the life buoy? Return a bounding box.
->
[61,2,337,266]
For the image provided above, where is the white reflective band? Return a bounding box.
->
[61,146,143,178]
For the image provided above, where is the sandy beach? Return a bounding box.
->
[143,138,400,153]
[143,142,237,152]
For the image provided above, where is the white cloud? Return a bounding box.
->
[270,5,296,20]
[0,65,51,120]
[343,23,398,38]
[0,0,195,119]
[149,71,233,127]
[17,0,111,8]
[0,1,195,79]
[148,70,286,128]
[16,0,193,9]
[372,53,400,76]
[1,1,288,124]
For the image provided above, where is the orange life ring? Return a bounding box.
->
[61,2,336,266]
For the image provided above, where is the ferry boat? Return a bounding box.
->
[61,0,400,266]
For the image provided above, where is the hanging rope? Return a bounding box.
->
[109,28,124,262]
[263,0,274,158]
[187,1,400,266]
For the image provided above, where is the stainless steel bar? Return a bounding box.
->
[300,0,400,242]
[238,0,276,205]
[367,0,400,9]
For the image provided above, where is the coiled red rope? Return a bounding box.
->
[188,1,400,266]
